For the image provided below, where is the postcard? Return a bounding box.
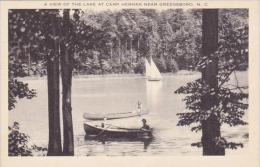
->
[0,0,259,167]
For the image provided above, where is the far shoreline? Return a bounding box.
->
[17,70,201,81]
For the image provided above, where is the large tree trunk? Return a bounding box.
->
[201,9,225,155]
[61,9,74,155]
[47,13,62,156]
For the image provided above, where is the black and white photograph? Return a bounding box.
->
[7,7,250,157]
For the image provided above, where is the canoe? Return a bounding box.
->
[84,123,153,139]
[83,109,148,120]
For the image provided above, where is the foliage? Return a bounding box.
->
[7,9,201,76]
[175,9,248,149]
[8,79,36,110]
[9,9,248,76]
[8,42,37,110]
[8,122,47,156]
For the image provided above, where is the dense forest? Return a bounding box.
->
[9,9,248,77]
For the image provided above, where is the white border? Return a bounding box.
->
[0,1,259,167]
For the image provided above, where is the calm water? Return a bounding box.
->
[9,72,248,156]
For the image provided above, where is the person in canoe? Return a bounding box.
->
[141,119,150,130]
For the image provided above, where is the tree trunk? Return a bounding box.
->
[130,38,133,68]
[118,38,121,64]
[201,9,225,155]
[61,9,74,156]
[137,37,140,61]
[47,13,62,156]
[111,44,113,60]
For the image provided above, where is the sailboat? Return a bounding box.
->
[145,57,162,81]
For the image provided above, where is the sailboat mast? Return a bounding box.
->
[145,58,151,78]
[148,55,152,64]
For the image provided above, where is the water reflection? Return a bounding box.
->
[143,138,152,150]
[83,135,153,153]
[146,81,162,110]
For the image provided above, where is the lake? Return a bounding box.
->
[9,72,248,156]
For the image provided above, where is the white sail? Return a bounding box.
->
[145,58,151,77]
[149,58,162,81]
